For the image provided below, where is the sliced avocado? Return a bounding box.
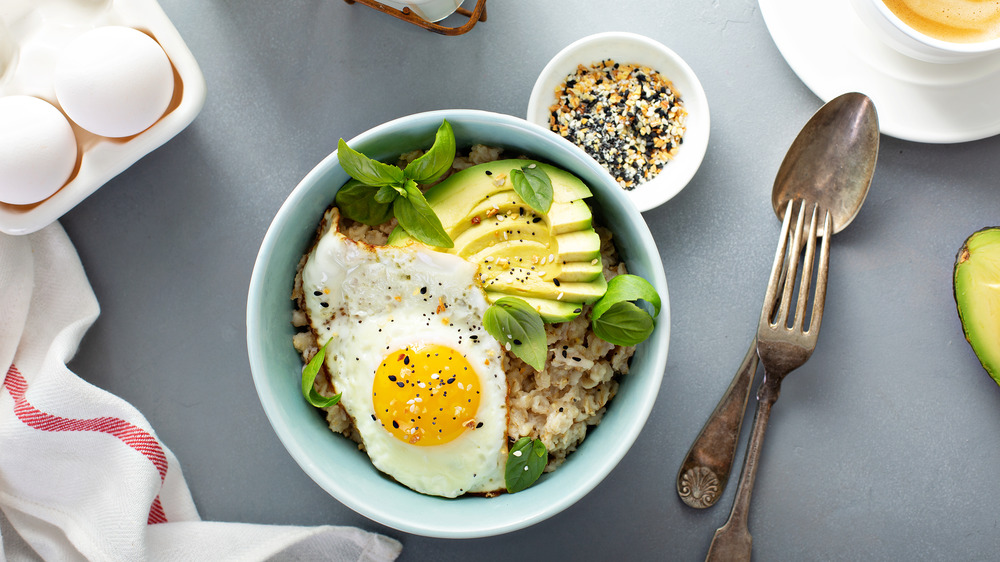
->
[483,269,608,304]
[451,198,590,239]
[424,160,592,222]
[386,224,408,246]
[451,215,550,256]
[465,242,559,283]
[485,292,584,323]
[556,230,602,262]
[555,260,604,283]
[548,200,593,234]
[954,227,1000,387]
[385,158,607,321]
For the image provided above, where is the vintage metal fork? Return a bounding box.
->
[705,198,831,561]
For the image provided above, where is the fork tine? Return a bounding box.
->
[807,209,832,336]
[792,203,819,333]
[762,200,795,326]
[775,200,808,329]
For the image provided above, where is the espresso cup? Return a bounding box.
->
[850,0,1000,63]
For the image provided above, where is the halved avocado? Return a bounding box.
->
[954,227,1000,387]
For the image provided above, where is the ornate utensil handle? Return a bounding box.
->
[677,338,759,508]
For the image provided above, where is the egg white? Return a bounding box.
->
[301,212,508,498]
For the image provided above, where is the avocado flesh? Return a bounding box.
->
[485,292,584,323]
[483,269,608,303]
[556,260,604,282]
[388,158,606,322]
[955,227,1000,387]
[424,160,592,215]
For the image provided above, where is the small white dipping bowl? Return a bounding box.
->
[527,31,710,212]
[247,109,669,538]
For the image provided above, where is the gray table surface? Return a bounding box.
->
[59,0,1000,560]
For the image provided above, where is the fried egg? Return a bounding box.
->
[300,211,508,498]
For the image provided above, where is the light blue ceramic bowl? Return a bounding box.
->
[247,109,669,538]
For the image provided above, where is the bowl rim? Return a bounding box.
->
[247,109,670,538]
[526,31,710,213]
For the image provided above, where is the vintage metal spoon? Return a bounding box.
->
[676,92,878,509]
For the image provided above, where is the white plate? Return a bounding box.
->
[759,0,1000,144]
[0,0,206,235]
[526,32,710,212]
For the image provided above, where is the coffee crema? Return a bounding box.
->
[882,0,1000,43]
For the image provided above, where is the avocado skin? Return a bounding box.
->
[389,159,607,322]
[954,227,1000,387]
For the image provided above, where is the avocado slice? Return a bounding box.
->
[954,227,1000,387]
[424,160,592,220]
[556,260,604,283]
[386,158,606,322]
[556,230,602,262]
[485,292,584,324]
[483,270,608,304]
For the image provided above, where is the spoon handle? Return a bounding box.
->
[676,338,759,508]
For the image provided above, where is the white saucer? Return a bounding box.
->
[759,0,1000,143]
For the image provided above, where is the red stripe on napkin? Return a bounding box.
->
[3,364,169,524]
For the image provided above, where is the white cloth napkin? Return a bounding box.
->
[0,223,402,562]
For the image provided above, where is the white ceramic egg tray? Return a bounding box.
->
[0,0,206,235]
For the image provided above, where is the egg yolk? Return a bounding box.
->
[372,343,482,446]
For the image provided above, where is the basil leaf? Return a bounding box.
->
[302,339,341,408]
[337,138,405,187]
[403,120,456,183]
[483,297,547,370]
[510,165,553,214]
[374,184,401,204]
[334,180,395,226]
[591,274,661,346]
[505,437,547,493]
[591,274,661,320]
[393,181,454,248]
[592,301,655,346]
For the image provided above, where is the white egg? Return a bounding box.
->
[0,95,78,205]
[301,213,508,498]
[53,26,174,138]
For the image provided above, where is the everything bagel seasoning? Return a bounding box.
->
[548,60,687,191]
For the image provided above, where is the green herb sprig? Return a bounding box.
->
[334,120,455,248]
[483,297,547,371]
[509,164,553,215]
[302,339,341,408]
[505,437,548,493]
[591,274,661,346]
